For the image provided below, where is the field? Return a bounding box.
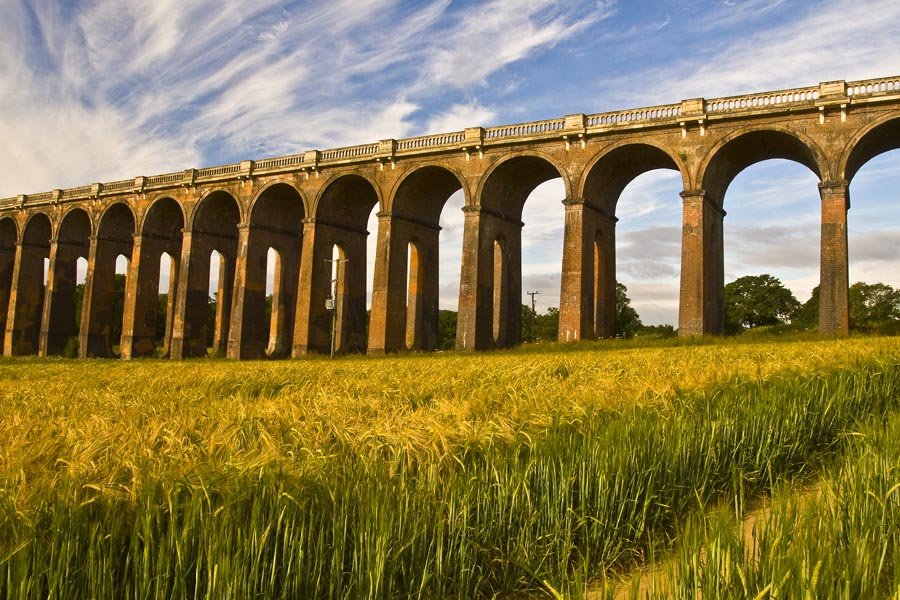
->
[2,336,900,598]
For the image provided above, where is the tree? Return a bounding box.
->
[849,281,900,332]
[438,310,457,350]
[615,282,643,338]
[724,274,800,333]
[793,285,820,329]
[520,305,559,342]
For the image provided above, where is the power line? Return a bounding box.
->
[526,290,541,342]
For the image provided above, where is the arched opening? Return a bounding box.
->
[0,218,16,339]
[208,250,229,354]
[404,240,424,350]
[702,130,823,335]
[81,203,135,357]
[368,166,464,354]
[265,247,282,356]
[123,197,183,359]
[42,208,90,356]
[6,213,51,356]
[173,191,239,358]
[491,235,508,345]
[844,118,900,332]
[581,144,684,340]
[296,175,376,355]
[234,183,304,359]
[156,252,177,355]
[329,243,348,354]
[461,155,563,349]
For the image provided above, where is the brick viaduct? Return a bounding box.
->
[1,76,898,359]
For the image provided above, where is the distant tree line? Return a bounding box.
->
[725,274,900,335]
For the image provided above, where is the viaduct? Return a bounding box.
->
[0,76,899,359]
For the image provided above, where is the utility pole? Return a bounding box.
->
[526,290,541,342]
[325,257,349,358]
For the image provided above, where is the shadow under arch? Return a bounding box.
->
[41,207,91,355]
[459,154,567,350]
[294,174,379,355]
[370,164,466,353]
[229,182,305,359]
[0,217,18,343]
[842,115,900,183]
[4,212,50,356]
[171,190,240,358]
[80,202,135,358]
[122,196,185,358]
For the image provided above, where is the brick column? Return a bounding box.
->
[293,220,326,356]
[226,224,254,359]
[211,252,234,356]
[819,180,850,335]
[456,206,489,350]
[292,220,367,355]
[368,212,442,353]
[456,205,522,350]
[4,240,46,356]
[39,238,83,356]
[169,230,202,359]
[559,199,617,341]
[368,213,404,353]
[678,190,725,336]
[120,234,164,359]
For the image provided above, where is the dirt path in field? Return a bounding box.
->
[594,485,822,600]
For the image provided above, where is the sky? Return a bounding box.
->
[2,0,899,325]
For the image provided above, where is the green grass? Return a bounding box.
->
[1,336,900,597]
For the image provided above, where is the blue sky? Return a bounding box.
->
[2,0,899,324]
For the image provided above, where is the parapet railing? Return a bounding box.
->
[705,85,820,114]
[2,75,898,209]
[847,76,900,97]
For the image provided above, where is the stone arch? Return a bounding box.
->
[389,164,467,219]
[841,115,900,183]
[173,190,241,358]
[80,202,136,358]
[141,195,186,235]
[4,212,51,356]
[314,173,381,227]
[699,126,827,205]
[248,179,310,221]
[368,165,466,354]
[40,207,91,355]
[230,182,305,359]
[580,141,688,214]
[123,197,185,359]
[476,152,569,220]
[189,189,242,234]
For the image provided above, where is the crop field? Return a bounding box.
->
[2,336,900,598]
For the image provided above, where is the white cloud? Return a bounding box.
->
[427,102,497,133]
[424,0,612,89]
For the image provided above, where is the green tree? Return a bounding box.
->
[438,310,457,350]
[849,281,900,332]
[534,306,559,341]
[615,282,643,338]
[793,285,820,329]
[724,274,800,333]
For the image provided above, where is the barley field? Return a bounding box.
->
[2,336,900,598]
